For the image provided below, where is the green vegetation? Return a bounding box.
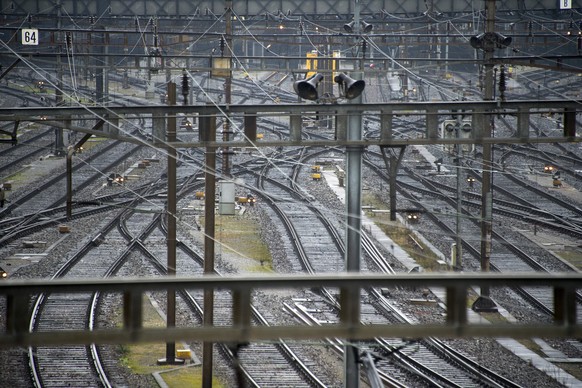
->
[119,295,224,387]
[554,250,582,271]
[517,337,582,379]
[3,169,31,185]
[120,211,272,386]
[205,213,273,272]
[79,137,106,152]
[162,368,223,388]
[517,338,543,356]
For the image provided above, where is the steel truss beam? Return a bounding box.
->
[0,99,579,148]
[0,0,575,18]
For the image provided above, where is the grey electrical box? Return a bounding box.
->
[219,180,235,215]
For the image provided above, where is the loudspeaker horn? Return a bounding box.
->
[334,73,366,100]
[343,21,355,33]
[495,33,512,48]
[293,73,323,101]
[361,21,373,33]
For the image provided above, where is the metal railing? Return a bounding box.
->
[1,272,580,347]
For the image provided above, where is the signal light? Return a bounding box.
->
[334,73,366,100]
[461,121,472,132]
[459,119,474,154]
[443,120,456,133]
[406,212,420,222]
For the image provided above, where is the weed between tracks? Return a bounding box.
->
[555,249,582,271]
[119,295,224,387]
[203,213,273,272]
[120,211,270,386]
[363,194,444,271]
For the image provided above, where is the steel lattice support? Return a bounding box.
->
[0,0,573,18]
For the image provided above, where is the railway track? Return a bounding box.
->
[0,128,54,178]
[29,210,142,387]
[237,143,528,386]
[2,62,580,388]
[365,151,582,322]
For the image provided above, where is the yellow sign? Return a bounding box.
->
[306,50,318,78]
[211,57,231,78]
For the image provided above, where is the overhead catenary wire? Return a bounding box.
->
[0,35,337,265]
[2,8,580,260]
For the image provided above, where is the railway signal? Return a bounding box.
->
[441,119,456,153]
[440,118,473,154]
[544,165,556,173]
[459,119,473,154]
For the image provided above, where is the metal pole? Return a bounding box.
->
[389,152,397,221]
[165,82,178,363]
[66,146,73,219]
[455,134,463,270]
[202,114,217,388]
[223,1,233,176]
[343,4,364,385]
[343,74,363,388]
[473,0,498,312]
[54,0,65,156]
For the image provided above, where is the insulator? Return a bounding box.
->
[219,37,225,55]
[181,72,189,96]
[498,66,506,93]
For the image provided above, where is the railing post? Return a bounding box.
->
[446,285,467,330]
[554,287,576,331]
[6,293,29,338]
[123,290,143,340]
